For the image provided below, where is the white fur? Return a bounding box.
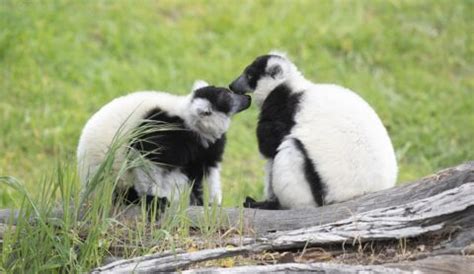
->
[253,56,305,107]
[192,80,210,91]
[133,163,189,202]
[256,53,398,206]
[290,84,397,203]
[207,165,222,204]
[263,160,275,199]
[268,50,288,58]
[77,81,228,204]
[77,91,189,190]
[184,98,230,147]
[272,139,318,208]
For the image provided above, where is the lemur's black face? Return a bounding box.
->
[193,86,251,115]
[229,55,278,95]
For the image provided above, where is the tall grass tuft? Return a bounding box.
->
[0,118,229,272]
[0,133,128,272]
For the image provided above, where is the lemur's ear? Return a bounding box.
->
[268,64,283,79]
[268,50,287,58]
[191,80,209,91]
[193,98,213,116]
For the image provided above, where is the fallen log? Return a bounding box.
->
[181,255,473,274]
[61,161,473,236]
[186,161,474,235]
[184,262,410,274]
[1,162,473,272]
[1,162,472,234]
[92,181,474,272]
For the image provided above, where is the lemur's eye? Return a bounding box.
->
[246,74,253,81]
[201,110,212,116]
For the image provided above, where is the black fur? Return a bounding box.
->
[115,186,169,214]
[243,84,303,209]
[293,138,326,206]
[257,84,302,158]
[193,86,233,114]
[243,196,280,210]
[127,107,226,206]
[242,54,284,89]
[243,55,272,88]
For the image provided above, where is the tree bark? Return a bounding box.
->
[92,180,474,273]
[181,255,473,274]
[185,161,474,235]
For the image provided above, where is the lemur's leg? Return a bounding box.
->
[263,159,276,200]
[243,159,281,210]
[114,186,169,220]
[129,165,188,217]
[206,165,222,205]
[271,138,320,208]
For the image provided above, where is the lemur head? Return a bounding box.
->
[186,80,251,143]
[229,51,304,106]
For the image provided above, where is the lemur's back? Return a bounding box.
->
[76,91,185,186]
[291,84,398,203]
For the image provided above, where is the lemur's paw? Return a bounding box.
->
[243,196,257,208]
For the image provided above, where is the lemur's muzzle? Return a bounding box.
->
[229,75,251,95]
[230,92,251,113]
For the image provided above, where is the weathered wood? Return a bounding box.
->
[384,255,474,274]
[182,255,474,274]
[186,161,474,235]
[0,162,472,236]
[0,209,20,225]
[183,262,408,274]
[92,182,474,272]
[79,161,474,235]
[92,244,268,273]
[266,183,474,248]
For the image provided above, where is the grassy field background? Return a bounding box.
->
[1,0,473,208]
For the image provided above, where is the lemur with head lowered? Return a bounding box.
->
[77,81,251,210]
[229,52,397,209]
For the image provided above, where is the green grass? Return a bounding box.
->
[1,128,233,272]
[1,0,473,207]
[0,0,473,271]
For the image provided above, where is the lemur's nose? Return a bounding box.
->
[229,81,237,92]
[229,75,248,95]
